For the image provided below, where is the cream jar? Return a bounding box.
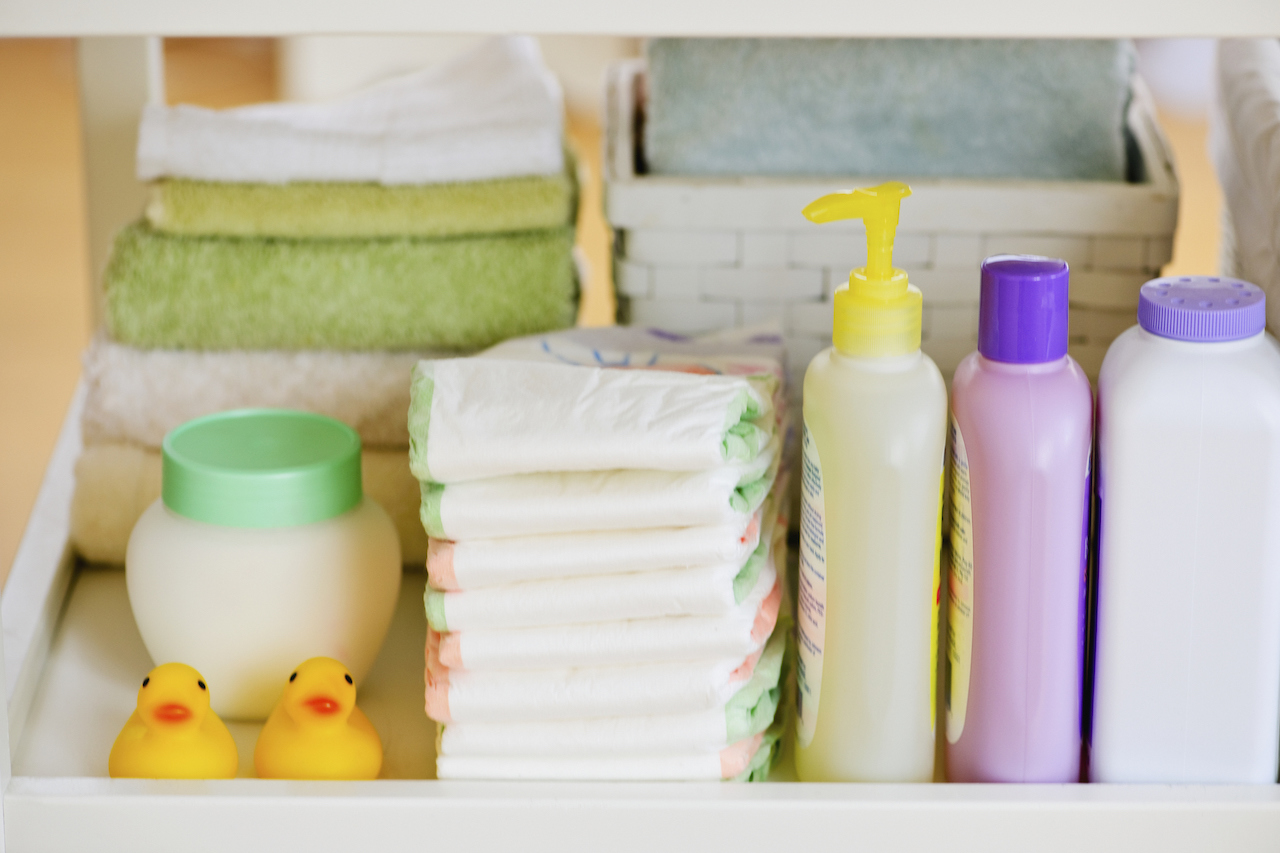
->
[126,409,401,720]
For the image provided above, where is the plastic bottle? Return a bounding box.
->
[945,256,1093,783]
[1091,276,1280,783]
[793,182,948,782]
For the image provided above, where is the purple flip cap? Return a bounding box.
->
[978,255,1070,364]
[1137,276,1266,342]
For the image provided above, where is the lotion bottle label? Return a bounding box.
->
[797,423,827,747]
[947,413,975,744]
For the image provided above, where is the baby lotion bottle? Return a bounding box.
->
[1091,276,1280,783]
[793,182,948,782]
[945,256,1093,783]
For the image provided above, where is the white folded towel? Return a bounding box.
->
[71,443,426,565]
[420,434,779,540]
[409,358,774,484]
[138,37,564,185]
[425,517,779,631]
[427,510,763,591]
[82,337,439,450]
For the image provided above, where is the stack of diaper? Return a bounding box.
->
[411,332,793,781]
[72,37,579,566]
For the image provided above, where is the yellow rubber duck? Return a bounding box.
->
[108,662,238,779]
[254,657,382,780]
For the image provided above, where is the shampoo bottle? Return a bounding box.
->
[793,182,948,782]
[945,256,1093,783]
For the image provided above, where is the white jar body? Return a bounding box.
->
[1093,327,1280,783]
[794,348,948,782]
[126,497,401,720]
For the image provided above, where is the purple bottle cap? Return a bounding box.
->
[1137,276,1266,342]
[978,255,1070,364]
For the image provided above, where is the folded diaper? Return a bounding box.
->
[425,514,779,629]
[70,444,426,565]
[408,358,775,484]
[482,326,789,407]
[430,624,787,725]
[419,434,779,540]
[435,576,781,670]
[104,223,577,352]
[645,38,1134,181]
[81,337,438,450]
[145,167,576,240]
[438,630,786,754]
[427,510,762,590]
[434,729,779,781]
[426,635,769,723]
[138,37,564,186]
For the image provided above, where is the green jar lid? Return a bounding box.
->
[162,409,362,528]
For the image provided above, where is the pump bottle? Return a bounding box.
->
[793,182,948,782]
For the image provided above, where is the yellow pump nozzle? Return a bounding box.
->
[803,181,911,285]
[802,181,921,358]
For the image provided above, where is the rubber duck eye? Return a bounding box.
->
[344,674,353,685]
[289,672,297,682]
[197,680,206,691]
[142,677,149,688]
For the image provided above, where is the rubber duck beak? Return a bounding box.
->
[303,696,341,716]
[153,702,192,723]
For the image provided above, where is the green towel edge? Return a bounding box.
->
[104,223,579,352]
[146,149,581,239]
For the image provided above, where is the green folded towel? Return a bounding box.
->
[104,223,578,351]
[145,168,578,239]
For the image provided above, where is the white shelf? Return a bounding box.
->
[3,390,1280,851]
[2,0,1279,38]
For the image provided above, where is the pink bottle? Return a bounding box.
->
[945,256,1093,783]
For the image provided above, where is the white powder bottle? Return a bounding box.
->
[1092,276,1280,783]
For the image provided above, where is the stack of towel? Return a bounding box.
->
[108,36,577,351]
[411,330,793,781]
[72,37,579,566]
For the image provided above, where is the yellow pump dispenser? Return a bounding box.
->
[802,181,920,357]
[794,179,947,783]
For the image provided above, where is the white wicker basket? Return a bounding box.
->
[605,60,1179,393]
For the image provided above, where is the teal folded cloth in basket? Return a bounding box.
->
[104,223,578,351]
[645,38,1135,181]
